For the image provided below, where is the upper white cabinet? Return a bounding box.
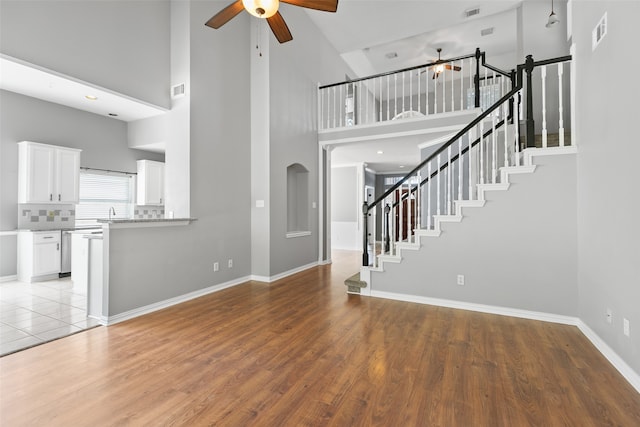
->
[136,160,164,206]
[18,141,81,204]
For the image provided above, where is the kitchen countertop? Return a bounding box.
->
[97,218,197,229]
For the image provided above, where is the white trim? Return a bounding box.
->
[250,261,319,284]
[103,275,251,325]
[286,231,311,238]
[0,231,19,237]
[577,320,640,394]
[318,258,332,266]
[369,290,579,325]
[0,275,18,283]
[320,124,466,146]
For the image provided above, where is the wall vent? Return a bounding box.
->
[480,27,494,36]
[171,83,185,98]
[592,12,607,51]
[464,7,480,18]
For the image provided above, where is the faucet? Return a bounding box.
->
[109,207,116,220]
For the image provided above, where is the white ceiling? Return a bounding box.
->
[0,54,168,122]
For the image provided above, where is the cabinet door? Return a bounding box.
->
[33,242,60,276]
[146,161,164,205]
[26,144,55,203]
[56,148,81,203]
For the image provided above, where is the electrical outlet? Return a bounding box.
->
[457,274,465,286]
[606,308,612,324]
[213,262,219,272]
[623,318,630,337]
[228,259,233,268]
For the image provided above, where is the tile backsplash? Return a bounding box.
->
[18,204,75,230]
[134,206,165,219]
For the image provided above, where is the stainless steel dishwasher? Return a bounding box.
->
[60,230,72,277]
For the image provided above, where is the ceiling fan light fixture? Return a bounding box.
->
[434,64,445,74]
[242,0,279,18]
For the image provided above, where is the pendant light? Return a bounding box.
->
[546,0,560,28]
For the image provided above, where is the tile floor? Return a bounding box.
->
[0,278,100,356]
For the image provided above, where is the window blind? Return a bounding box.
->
[76,171,134,220]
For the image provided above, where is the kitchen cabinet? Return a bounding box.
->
[18,141,81,204]
[137,160,164,206]
[17,231,61,283]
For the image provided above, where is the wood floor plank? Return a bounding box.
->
[2,249,640,426]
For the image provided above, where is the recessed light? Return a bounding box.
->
[399,165,405,168]
[377,150,384,154]
[85,95,98,101]
[108,113,118,117]
[385,52,398,59]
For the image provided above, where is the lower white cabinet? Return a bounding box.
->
[18,231,61,282]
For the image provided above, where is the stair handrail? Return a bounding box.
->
[362,53,573,266]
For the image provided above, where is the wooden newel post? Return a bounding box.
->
[362,202,369,266]
[525,54,535,148]
[474,48,481,108]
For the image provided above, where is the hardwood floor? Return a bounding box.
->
[1,250,639,426]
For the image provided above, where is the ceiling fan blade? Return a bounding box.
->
[205,0,244,29]
[267,12,293,43]
[444,64,462,72]
[281,0,338,12]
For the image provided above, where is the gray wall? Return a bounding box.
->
[0,90,163,276]
[0,0,171,108]
[573,1,640,376]
[371,154,578,317]
[268,6,354,275]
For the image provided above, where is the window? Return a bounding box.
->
[592,12,607,51]
[286,163,310,237]
[76,171,135,221]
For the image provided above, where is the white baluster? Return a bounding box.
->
[515,90,522,166]
[379,77,382,124]
[437,154,441,215]
[427,163,432,229]
[447,145,452,214]
[468,130,474,200]
[480,120,485,184]
[434,71,438,114]
[503,102,509,168]
[492,110,497,183]
[426,67,430,115]
[399,183,404,243]
[417,69,421,115]
[468,58,473,109]
[416,171,421,231]
[541,65,547,148]
[558,62,565,147]
[394,74,398,118]
[387,75,390,121]
[372,205,377,267]
[458,138,463,200]
[402,72,406,114]
[409,70,413,113]
[460,60,464,111]
[442,66,446,113]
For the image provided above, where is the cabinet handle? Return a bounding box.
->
[43,236,54,239]
[58,194,61,201]
[57,243,60,250]
[50,194,53,201]
[160,198,162,204]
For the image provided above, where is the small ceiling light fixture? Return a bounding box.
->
[385,52,398,59]
[546,0,559,28]
[377,150,384,155]
[108,113,118,117]
[242,0,279,18]
[85,95,98,101]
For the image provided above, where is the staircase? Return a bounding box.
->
[326,51,574,307]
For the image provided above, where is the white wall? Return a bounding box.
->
[331,166,359,250]
[572,0,640,377]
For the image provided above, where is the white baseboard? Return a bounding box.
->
[0,275,17,283]
[104,275,251,325]
[577,320,640,394]
[250,261,318,283]
[368,289,640,394]
[370,290,579,325]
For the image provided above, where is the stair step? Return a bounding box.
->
[477,183,510,200]
[415,229,442,237]
[344,273,367,291]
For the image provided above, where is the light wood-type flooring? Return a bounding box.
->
[1,250,639,426]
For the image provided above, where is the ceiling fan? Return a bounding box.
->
[430,48,461,79]
[205,0,339,44]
